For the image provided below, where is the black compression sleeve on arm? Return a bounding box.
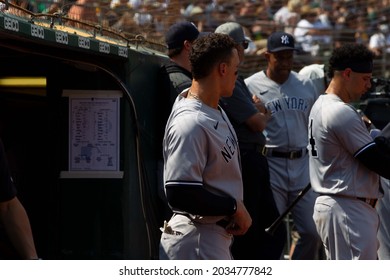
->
[375,136,390,153]
[355,142,390,179]
[165,184,237,216]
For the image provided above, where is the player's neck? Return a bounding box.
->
[187,81,220,109]
[171,53,191,73]
[265,69,289,84]
[326,81,351,103]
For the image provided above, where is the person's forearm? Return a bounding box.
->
[1,198,38,259]
[165,184,237,216]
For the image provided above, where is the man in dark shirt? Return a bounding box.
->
[216,22,286,259]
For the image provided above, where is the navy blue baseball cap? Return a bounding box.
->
[165,21,200,50]
[267,31,296,52]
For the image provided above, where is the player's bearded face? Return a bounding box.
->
[269,51,293,74]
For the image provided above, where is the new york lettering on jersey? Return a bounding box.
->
[267,97,309,113]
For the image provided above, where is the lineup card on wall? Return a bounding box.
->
[62,90,123,178]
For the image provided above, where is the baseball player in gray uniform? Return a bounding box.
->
[309,43,390,259]
[245,31,322,259]
[378,177,390,259]
[159,33,252,260]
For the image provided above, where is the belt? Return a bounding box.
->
[176,213,230,229]
[262,147,307,159]
[357,197,378,208]
[320,194,378,208]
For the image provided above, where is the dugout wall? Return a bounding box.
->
[0,11,166,259]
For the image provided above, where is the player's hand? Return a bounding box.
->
[252,94,261,104]
[253,96,271,119]
[361,114,373,130]
[225,200,252,236]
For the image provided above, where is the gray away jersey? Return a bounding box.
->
[308,94,381,198]
[245,71,320,150]
[163,92,243,209]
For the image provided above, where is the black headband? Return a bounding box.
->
[334,61,373,73]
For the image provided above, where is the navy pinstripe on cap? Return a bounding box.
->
[165,21,199,50]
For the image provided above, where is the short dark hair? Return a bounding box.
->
[189,33,237,80]
[328,44,374,79]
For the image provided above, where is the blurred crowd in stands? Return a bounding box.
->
[2,0,390,77]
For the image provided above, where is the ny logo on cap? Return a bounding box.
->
[281,35,290,45]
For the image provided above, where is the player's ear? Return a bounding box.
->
[342,68,352,79]
[219,62,227,75]
[183,40,192,51]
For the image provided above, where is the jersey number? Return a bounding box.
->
[309,119,318,158]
